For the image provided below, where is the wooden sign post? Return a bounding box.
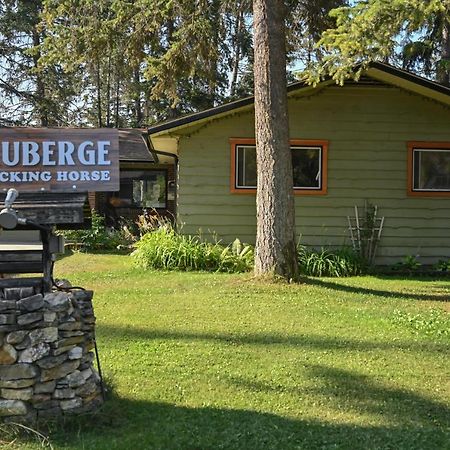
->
[0,128,121,291]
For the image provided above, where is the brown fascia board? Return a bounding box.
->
[148,62,450,136]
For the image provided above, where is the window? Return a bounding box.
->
[231,138,328,194]
[408,142,450,197]
[116,169,167,208]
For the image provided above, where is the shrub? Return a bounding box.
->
[392,255,421,272]
[219,238,254,273]
[131,228,253,273]
[121,209,174,243]
[62,210,131,251]
[434,259,450,272]
[298,245,364,277]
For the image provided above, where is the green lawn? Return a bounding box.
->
[15,253,450,449]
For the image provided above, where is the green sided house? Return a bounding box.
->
[147,62,450,265]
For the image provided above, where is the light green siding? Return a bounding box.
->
[176,85,450,264]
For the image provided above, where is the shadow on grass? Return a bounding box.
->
[227,364,450,430]
[98,324,449,354]
[304,278,449,302]
[45,375,449,450]
[40,327,449,449]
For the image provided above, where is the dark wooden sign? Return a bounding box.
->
[0,128,119,192]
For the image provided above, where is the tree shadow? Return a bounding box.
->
[304,278,449,302]
[227,364,450,430]
[98,324,449,355]
[45,326,449,449]
[45,394,449,450]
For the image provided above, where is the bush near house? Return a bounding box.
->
[297,245,364,277]
[132,226,365,276]
[61,210,131,251]
[131,227,253,273]
[64,211,431,278]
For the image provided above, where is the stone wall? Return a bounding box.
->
[0,285,103,423]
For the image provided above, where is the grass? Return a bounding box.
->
[14,252,450,450]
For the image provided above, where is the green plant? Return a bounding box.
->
[118,210,174,244]
[131,228,253,273]
[298,246,364,277]
[218,238,254,273]
[434,259,450,272]
[61,210,131,251]
[393,255,421,272]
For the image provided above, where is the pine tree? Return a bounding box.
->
[303,0,450,86]
[0,0,78,126]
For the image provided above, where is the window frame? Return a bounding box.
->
[407,141,450,197]
[230,138,328,195]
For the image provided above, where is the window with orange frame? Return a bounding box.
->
[230,138,328,195]
[407,142,450,197]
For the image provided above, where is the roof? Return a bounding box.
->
[148,62,450,137]
[118,129,155,162]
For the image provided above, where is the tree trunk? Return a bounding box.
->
[95,60,103,127]
[438,16,450,86]
[31,28,48,127]
[114,76,120,128]
[253,0,298,280]
[230,6,244,96]
[133,66,142,126]
[106,54,112,127]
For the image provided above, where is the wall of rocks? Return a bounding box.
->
[0,285,103,423]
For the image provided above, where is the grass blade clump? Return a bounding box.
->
[132,229,253,273]
[298,245,364,277]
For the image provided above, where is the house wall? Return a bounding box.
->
[176,84,450,265]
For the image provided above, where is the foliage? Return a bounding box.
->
[0,0,349,127]
[132,227,253,273]
[286,0,347,67]
[61,210,130,251]
[0,0,79,126]
[298,245,364,277]
[434,258,450,271]
[393,309,450,341]
[392,255,421,272]
[39,0,254,125]
[219,237,254,273]
[121,210,175,242]
[303,0,450,86]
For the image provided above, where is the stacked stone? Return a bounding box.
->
[0,286,103,423]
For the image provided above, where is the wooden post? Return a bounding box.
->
[40,228,53,293]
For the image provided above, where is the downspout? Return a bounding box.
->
[144,135,179,230]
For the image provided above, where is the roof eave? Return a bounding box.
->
[148,63,450,137]
[148,82,331,138]
[367,62,450,107]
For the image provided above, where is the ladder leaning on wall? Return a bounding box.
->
[347,204,385,265]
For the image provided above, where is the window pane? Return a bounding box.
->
[236,146,257,188]
[235,145,322,190]
[413,149,450,191]
[118,170,167,207]
[292,147,321,189]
